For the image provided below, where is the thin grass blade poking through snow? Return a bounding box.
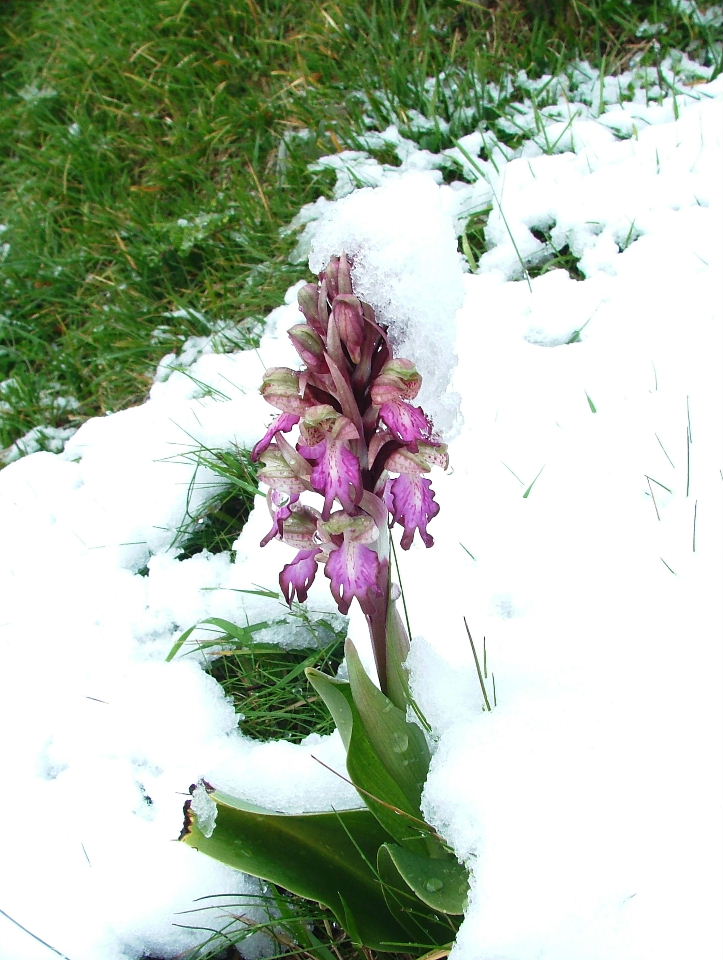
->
[252,253,447,695]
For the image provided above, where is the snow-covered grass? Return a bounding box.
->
[1,7,722,960]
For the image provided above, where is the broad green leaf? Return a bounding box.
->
[377,844,460,947]
[376,838,426,940]
[384,843,469,915]
[385,602,411,712]
[345,640,431,815]
[180,786,409,952]
[308,667,430,851]
[305,669,354,748]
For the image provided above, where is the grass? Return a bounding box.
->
[164,444,348,740]
[206,615,346,742]
[1,0,720,455]
[172,885,430,960]
[171,445,260,561]
[2,1,721,956]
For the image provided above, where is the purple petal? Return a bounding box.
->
[260,504,291,547]
[324,537,381,615]
[384,473,440,549]
[252,413,300,463]
[379,400,432,445]
[260,490,298,547]
[299,438,362,519]
[280,549,321,605]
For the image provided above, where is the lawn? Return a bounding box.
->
[1,0,717,457]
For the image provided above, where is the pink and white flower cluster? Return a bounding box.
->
[252,254,448,626]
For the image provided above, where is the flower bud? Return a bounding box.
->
[288,323,326,371]
[337,252,353,295]
[332,294,365,363]
[321,252,353,299]
[297,283,320,327]
[322,256,340,301]
[317,279,330,330]
[371,358,422,404]
[260,366,308,415]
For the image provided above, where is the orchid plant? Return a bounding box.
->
[181,256,468,955]
[252,252,448,699]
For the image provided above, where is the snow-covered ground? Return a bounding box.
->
[1,54,722,960]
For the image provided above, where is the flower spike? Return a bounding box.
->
[252,253,447,692]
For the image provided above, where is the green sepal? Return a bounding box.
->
[179,785,409,951]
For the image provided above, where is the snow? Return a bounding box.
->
[304,172,465,436]
[1,55,722,960]
[0,424,77,463]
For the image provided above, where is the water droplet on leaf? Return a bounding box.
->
[425,878,444,893]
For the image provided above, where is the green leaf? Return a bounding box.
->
[308,669,424,848]
[377,844,460,946]
[165,616,272,660]
[308,648,433,854]
[376,840,427,940]
[461,231,477,271]
[180,786,410,952]
[522,465,545,499]
[304,668,354,747]
[165,623,196,662]
[385,602,412,712]
[199,616,272,643]
[383,843,469,915]
[345,640,431,816]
